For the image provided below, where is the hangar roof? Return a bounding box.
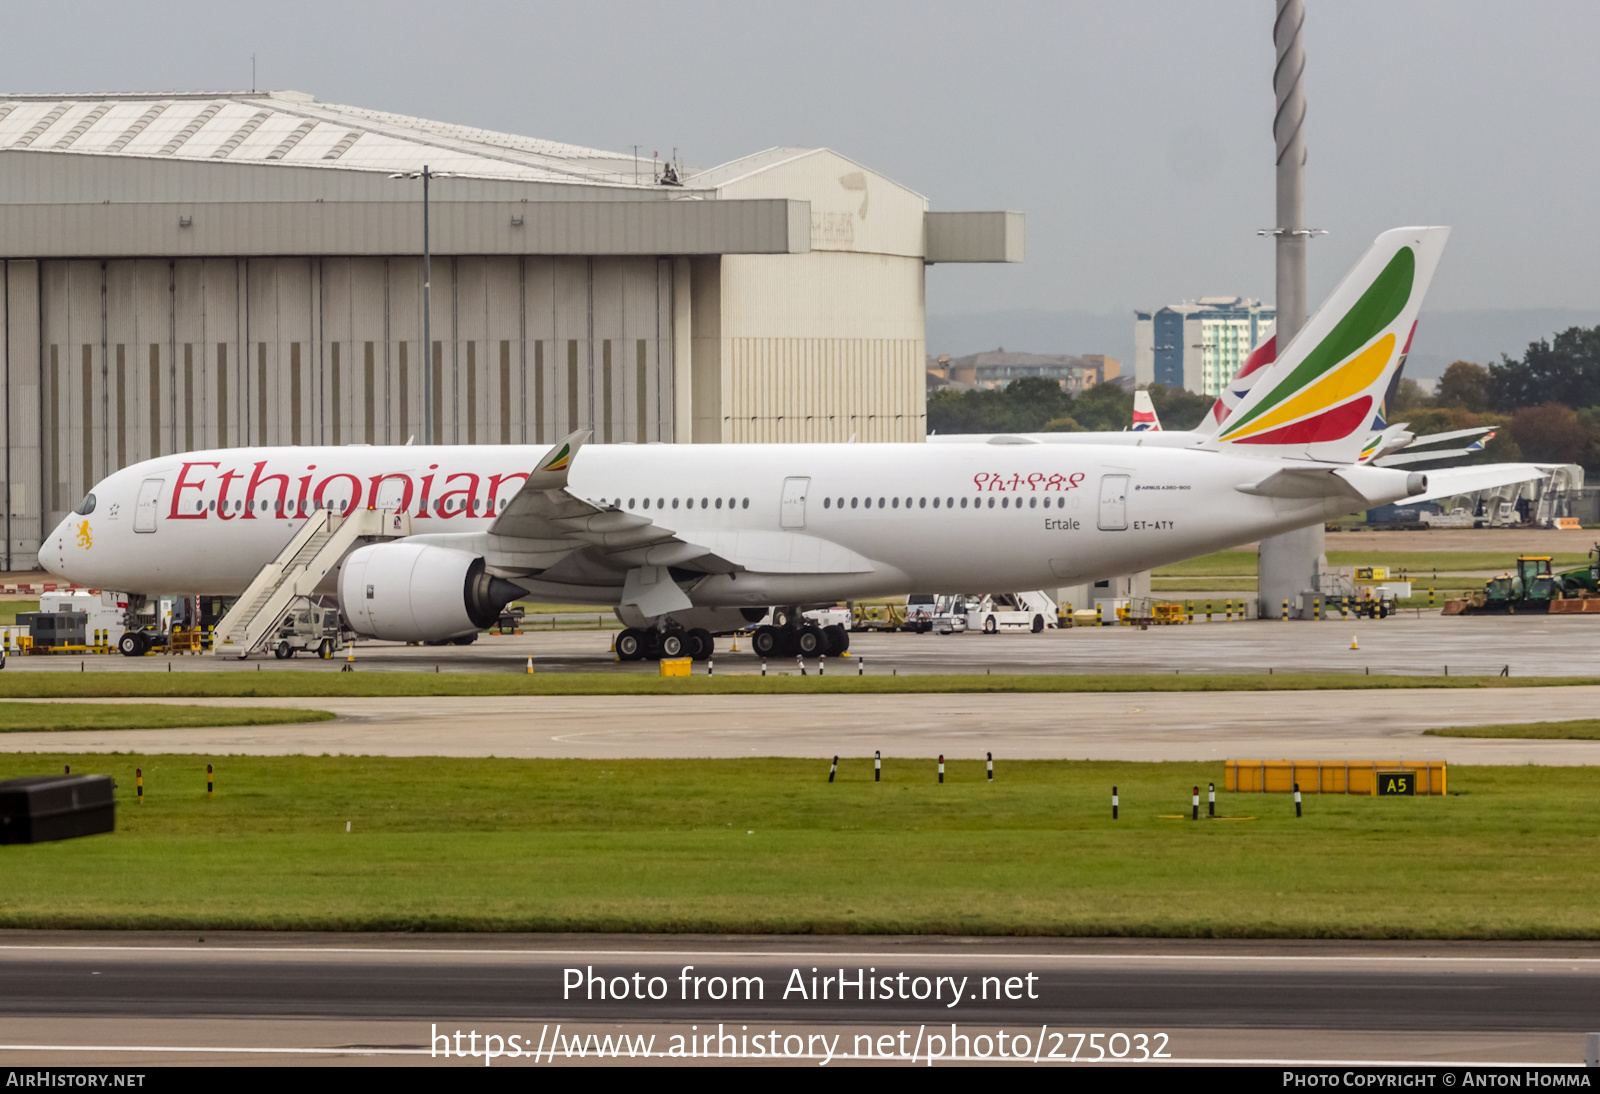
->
[0,90,673,188]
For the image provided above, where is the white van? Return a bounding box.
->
[934,592,1058,635]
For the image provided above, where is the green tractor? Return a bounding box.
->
[1555,543,1600,598]
[1481,556,1558,612]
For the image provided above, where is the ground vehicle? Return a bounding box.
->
[934,592,1057,634]
[904,595,938,632]
[272,605,345,659]
[1555,544,1600,597]
[1483,556,1557,612]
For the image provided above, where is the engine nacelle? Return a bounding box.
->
[339,542,527,643]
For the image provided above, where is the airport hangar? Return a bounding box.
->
[0,90,1023,570]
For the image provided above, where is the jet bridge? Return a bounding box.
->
[211,509,410,658]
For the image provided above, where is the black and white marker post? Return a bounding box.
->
[828,756,838,784]
[986,751,994,782]
[938,755,945,784]
[1208,782,1215,818]
[1192,786,1199,821]
[1294,782,1303,818]
[1112,786,1118,820]
[874,750,881,783]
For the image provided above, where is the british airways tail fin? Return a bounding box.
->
[1202,226,1449,463]
[1131,390,1161,431]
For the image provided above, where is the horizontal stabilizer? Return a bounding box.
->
[1407,463,1545,505]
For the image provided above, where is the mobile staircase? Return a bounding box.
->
[211,508,411,658]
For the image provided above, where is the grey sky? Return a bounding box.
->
[6,1,1598,324]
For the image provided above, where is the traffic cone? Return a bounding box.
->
[342,646,355,672]
[1350,633,1359,650]
[525,656,534,674]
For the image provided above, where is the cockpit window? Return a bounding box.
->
[75,493,96,515]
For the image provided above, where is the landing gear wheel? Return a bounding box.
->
[685,628,714,662]
[274,641,292,660]
[658,631,685,659]
[983,615,998,634]
[616,628,647,661]
[751,627,780,658]
[118,632,145,657]
[795,624,824,658]
[770,607,795,630]
[318,639,333,660]
[1031,614,1045,633]
[822,624,848,656]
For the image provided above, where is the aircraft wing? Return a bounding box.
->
[481,430,875,587]
[1406,463,1545,504]
[486,429,739,575]
[1375,447,1481,467]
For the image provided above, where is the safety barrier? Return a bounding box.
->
[1224,759,1446,796]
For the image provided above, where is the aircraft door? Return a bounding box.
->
[375,476,408,511]
[1097,474,1129,531]
[134,478,164,533]
[780,476,809,530]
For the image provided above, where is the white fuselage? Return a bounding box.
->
[42,441,1404,607]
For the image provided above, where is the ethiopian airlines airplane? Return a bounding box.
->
[40,226,1507,661]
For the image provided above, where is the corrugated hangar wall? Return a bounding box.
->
[12,246,927,564]
[27,254,676,539]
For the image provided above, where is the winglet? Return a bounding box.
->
[525,429,592,491]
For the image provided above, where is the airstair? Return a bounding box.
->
[211,508,410,658]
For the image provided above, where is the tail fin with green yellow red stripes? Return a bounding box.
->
[1204,226,1449,464]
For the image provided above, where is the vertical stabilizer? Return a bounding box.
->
[1205,226,1449,463]
[1131,390,1162,432]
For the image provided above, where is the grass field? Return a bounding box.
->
[0,671,1587,699]
[2,753,1596,937]
[1426,719,1600,740]
[1153,550,1592,578]
[0,599,38,625]
[0,701,332,732]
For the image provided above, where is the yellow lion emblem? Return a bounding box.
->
[75,521,92,549]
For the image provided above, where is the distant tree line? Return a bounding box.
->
[927,325,1600,472]
[926,378,1212,435]
[1387,324,1600,470]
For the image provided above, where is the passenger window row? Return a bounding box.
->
[822,495,1070,510]
[621,498,750,511]
[190,496,512,515]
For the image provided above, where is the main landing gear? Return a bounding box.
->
[749,607,849,659]
[615,625,715,663]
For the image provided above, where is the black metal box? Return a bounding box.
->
[0,774,116,844]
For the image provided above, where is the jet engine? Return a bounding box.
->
[339,542,528,643]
